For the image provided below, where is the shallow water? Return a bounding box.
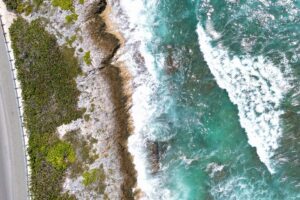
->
[111,0,300,199]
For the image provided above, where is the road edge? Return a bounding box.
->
[0,6,31,200]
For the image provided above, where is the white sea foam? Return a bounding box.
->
[108,0,170,199]
[196,23,292,173]
[210,174,273,200]
[206,162,225,178]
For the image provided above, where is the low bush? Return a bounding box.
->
[52,0,73,10]
[33,0,44,8]
[83,51,91,65]
[10,17,82,199]
[16,2,33,15]
[84,114,90,122]
[65,13,78,24]
[3,0,20,11]
[82,166,106,194]
[64,131,99,178]
[46,141,76,170]
[66,35,77,47]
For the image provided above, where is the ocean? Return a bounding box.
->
[109,0,300,199]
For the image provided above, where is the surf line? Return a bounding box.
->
[196,23,291,174]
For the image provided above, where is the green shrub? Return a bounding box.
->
[90,103,95,112]
[65,13,78,24]
[24,5,33,15]
[79,0,84,4]
[33,0,44,8]
[63,130,99,178]
[16,2,33,15]
[83,51,92,65]
[66,35,77,47]
[82,166,106,193]
[16,3,25,13]
[82,169,98,186]
[3,0,20,11]
[10,17,82,199]
[84,114,90,122]
[52,0,73,10]
[46,141,76,170]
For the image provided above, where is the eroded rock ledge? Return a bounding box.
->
[83,1,136,198]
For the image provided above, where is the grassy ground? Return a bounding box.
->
[10,17,83,199]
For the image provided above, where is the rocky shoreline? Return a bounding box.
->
[84,1,136,199]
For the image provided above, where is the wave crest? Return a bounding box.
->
[196,24,292,173]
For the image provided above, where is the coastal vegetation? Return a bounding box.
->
[5,0,137,198]
[82,166,106,193]
[46,141,76,170]
[3,0,77,13]
[63,130,99,178]
[65,13,78,24]
[84,114,90,121]
[16,2,33,15]
[3,0,20,11]
[9,17,83,199]
[66,35,77,47]
[83,51,91,65]
[3,0,42,11]
[51,0,73,11]
[32,0,43,8]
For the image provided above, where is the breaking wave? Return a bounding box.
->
[196,23,292,173]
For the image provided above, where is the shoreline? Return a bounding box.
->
[100,4,125,47]
[97,12,137,200]
[84,0,137,198]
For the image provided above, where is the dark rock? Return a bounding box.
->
[147,140,169,174]
[84,0,107,20]
[165,45,180,74]
[147,141,160,173]
[85,5,120,64]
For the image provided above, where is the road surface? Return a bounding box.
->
[0,24,28,200]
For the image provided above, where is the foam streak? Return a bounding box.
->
[196,24,291,173]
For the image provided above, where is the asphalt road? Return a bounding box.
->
[0,25,28,200]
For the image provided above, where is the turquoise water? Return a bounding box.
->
[117,0,300,199]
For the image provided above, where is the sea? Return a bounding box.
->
[109,0,300,199]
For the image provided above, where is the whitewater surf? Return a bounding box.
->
[108,0,300,199]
